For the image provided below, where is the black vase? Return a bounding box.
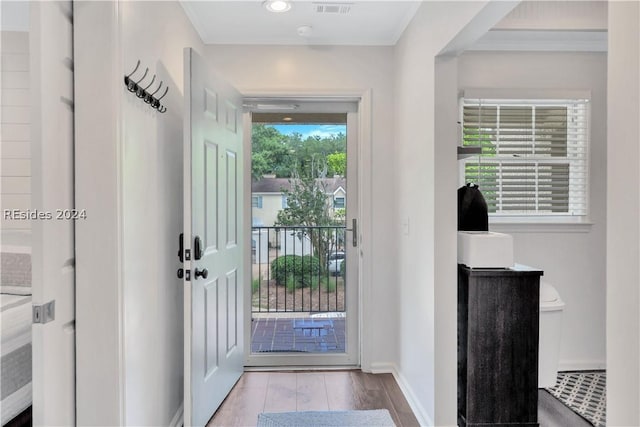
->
[458,183,489,231]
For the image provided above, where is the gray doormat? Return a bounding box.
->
[546,371,606,427]
[257,409,395,427]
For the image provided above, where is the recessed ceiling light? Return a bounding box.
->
[282,117,293,121]
[263,0,291,13]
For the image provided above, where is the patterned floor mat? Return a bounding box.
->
[546,371,606,427]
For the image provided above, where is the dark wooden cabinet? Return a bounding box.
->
[458,264,542,427]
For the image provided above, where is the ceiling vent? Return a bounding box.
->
[314,3,352,14]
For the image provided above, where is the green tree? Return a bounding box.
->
[275,158,341,269]
[251,125,294,179]
[251,152,270,181]
[251,124,282,151]
[252,125,347,179]
[276,175,330,229]
[326,152,346,177]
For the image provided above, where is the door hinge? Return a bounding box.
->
[33,300,55,324]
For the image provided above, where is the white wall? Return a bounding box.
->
[119,2,205,425]
[75,3,124,423]
[457,51,607,370]
[1,31,31,238]
[75,1,205,425]
[393,2,517,424]
[201,44,399,369]
[607,1,640,425]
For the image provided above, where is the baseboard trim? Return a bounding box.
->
[368,362,433,426]
[169,403,184,427]
[558,360,606,371]
[368,362,395,374]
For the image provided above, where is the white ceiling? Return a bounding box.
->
[181,0,608,51]
[179,1,422,46]
[1,0,607,51]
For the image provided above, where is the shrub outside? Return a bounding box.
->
[271,255,321,289]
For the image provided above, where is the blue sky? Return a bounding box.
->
[269,124,346,139]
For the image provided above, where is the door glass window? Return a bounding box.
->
[250,113,348,355]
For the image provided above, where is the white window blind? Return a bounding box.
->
[461,98,589,217]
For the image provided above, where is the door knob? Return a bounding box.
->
[177,268,184,279]
[194,268,208,279]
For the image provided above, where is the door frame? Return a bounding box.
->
[240,90,373,369]
[30,2,76,425]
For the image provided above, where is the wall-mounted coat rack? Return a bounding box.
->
[124,60,169,113]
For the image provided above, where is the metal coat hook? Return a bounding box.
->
[124,60,169,114]
[127,67,148,93]
[152,86,169,109]
[145,81,163,104]
[136,74,155,98]
[123,60,141,87]
[156,88,169,114]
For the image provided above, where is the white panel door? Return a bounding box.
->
[183,48,244,427]
[30,2,76,426]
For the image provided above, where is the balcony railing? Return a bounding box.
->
[251,225,346,313]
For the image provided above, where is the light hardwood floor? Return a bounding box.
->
[207,370,591,427]
[207,370,420,427]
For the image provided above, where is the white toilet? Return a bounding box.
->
[538,281,565,388]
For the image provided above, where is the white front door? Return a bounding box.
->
[183,48,245,427]
[31,2,76,425]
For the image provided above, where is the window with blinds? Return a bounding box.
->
[461,98,589,218]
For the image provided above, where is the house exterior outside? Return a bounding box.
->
[251,175,347,263]
[251,176,347,228]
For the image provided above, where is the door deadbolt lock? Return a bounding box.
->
[194,236,203,260]
[178,233,184,263]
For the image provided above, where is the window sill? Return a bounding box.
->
[489,219,593,233]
